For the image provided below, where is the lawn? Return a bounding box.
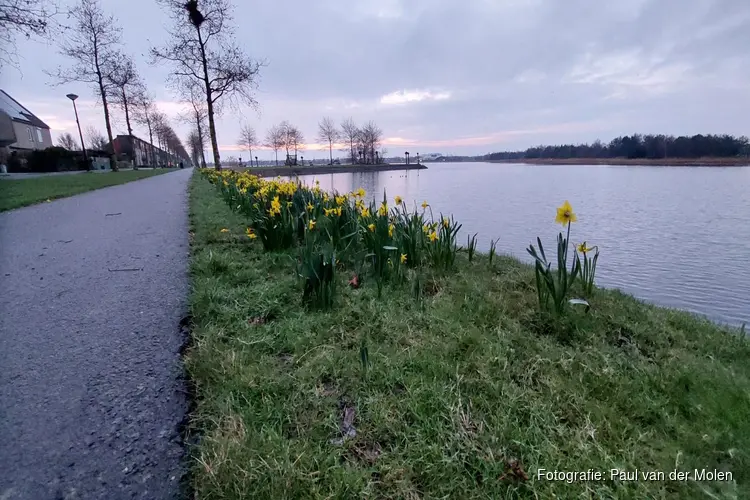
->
[0,169,176,212]
[187,172,749,499]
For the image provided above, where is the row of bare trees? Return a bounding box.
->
[233,118,384,167]
[27,0,261,170]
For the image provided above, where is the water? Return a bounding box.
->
[291,162,750,327]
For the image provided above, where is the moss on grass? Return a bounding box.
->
[187,173,750,499]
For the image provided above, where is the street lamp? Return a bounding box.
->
[405,151,410,165]
[66,93,88,169]
[255,156,258,168]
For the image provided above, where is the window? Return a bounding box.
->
[36,128,43,143]
[27,127,34,142]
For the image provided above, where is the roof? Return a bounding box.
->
[0,89,51,129]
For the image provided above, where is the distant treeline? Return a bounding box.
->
[486,134,750,160]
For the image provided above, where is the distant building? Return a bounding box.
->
[0,89,53,154]
[111,134,182,167]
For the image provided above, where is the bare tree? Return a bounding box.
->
[187,127,202,167]
[151,0,265,170]
[132,92,158,166]
[340,117,359,164]
[359,121,383,164]
[46,0,120,170]
[56,132,79,150]
[264,124,284,166]
[1,0,59,66]
[237,123,256,166]
[317,117,339,165]
[107,53,143,137]
[85,125,108,151]
[290,126,304,158]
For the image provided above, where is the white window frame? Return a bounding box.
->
[27,127,34,142]
[36,128,43,143]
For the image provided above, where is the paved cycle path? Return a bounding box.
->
[0,168,193,499]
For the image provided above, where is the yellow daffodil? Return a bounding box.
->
[324,208,332,217]
[360,207,370,218]
[335,195,346,206]
[378,202,388,217]
[400,253,407,264]
[388,224,395,237]
[335,207,343,217]
[428,231,438,242]
[220,228,229,233]
[421,200,429,209]
[238,187,247,195]
[356,187,366,198]
[322,193,329,202]
[307,202,314,212]
[286,201,292,207]
[555,200,577,226]
[309,219,316,230]
[394,195,403,205]
[422,224,430,234]
[270,195,282,213]
[577,242,595,254]
[442,217,450,229]
[368,223,376,232]
[246,227,257,239]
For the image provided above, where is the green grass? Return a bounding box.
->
[0,169,176,211]
[187,173,750,499]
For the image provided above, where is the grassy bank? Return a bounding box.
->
[0,169,176,212]
[489,157,750,166]
[187,172,749,498]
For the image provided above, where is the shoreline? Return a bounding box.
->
[228,163,427,177]
[186,171,750,498]
[488,157,750,166]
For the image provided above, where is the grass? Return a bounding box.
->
[0,169,176,211]
[187,173,750,499]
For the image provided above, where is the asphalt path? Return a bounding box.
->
[0,168,192,499]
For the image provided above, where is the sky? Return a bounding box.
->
[1,0,749,160]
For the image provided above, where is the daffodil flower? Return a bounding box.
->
[246,228,257,239]
[428,231,438,242]
[394,195,403,205]
[307,202,314,212]
[577,242,595,254]
[400,253,407,264]
[421,200,429,209]
[555,200,577,226]
[442,217,450,229]
[388,224,394,237]
[309,219,316,230]
[368,223,376,232]
[220,228,229,233]
[360,208,370,218]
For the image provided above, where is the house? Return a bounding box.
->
[111,134,183,167]
[0,90,53,153]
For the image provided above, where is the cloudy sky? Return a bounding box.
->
[2,0,749,159]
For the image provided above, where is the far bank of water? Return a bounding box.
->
[291,162,750,326]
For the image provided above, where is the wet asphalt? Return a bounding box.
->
[0,168,192,499]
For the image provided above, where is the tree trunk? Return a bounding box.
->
[329,140,333,164]
[146,116,156,167]
[197,27,221,170]
[194,108,207,168]
[95,63,117,172]
[275,149,278,165]
[123,90,132,136]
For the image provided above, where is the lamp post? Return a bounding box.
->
[405,151,410,165]
[66,93,88,169]
[255,156,258,168]
[416,153,420,165]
